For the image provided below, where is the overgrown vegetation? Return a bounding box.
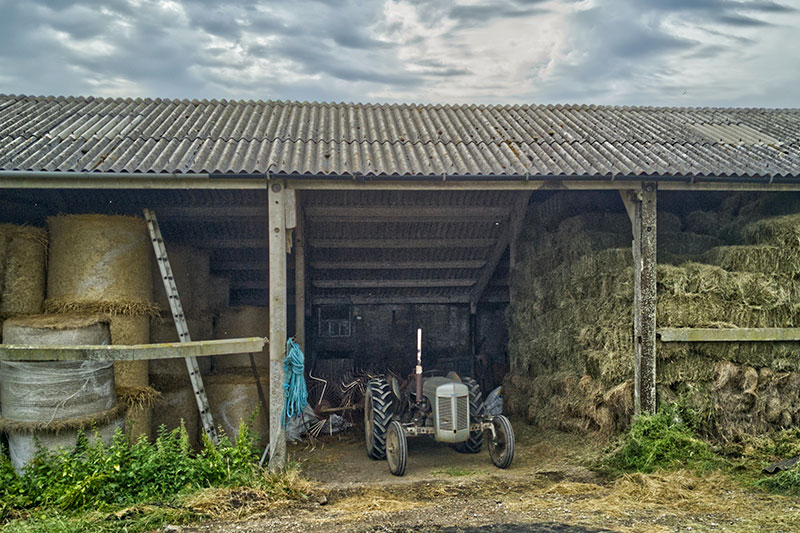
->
[602,401,800,497]
[603,402,717,474]
[0,423,308,532]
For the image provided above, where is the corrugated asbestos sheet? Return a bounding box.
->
[1,94,799,178]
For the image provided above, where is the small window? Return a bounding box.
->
[317,306,352,338]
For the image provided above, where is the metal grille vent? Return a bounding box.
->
[457,395,469,431]
[439,396,453,430]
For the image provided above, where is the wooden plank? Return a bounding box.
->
[309,260,486,270]
[304,206,509,222]
[469,192,531,309]
[0,338,266,362]
[268,182,288,472]
[190,239,265,248]
[658,328,800,342]
[309,238,494,249]
[628,189,643,415]
[154,206,266,218]
[313,295,470,305]
[639,183,657,415]
[312,279,475,289]
[285,189,298,229]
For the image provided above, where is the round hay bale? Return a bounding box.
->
[213,306,268,372]
[684,211,722,237]
[149,315,212,383]
[2,314,110,345]
[152,386,200,449]
[206,371,269,445]
[209,275,230,311]
[151,244,210,314]
[0,224,47,317]
[46,215,154,316]
[109,315,151,440]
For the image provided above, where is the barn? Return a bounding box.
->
[1,94,799,470]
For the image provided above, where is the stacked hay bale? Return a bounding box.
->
[149,243,213,447]
[506,192,800,439]
[209,306,269,444]
[46,214,157,442]
[0,224,48,322]
[0,316,124,472]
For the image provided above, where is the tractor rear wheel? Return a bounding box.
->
[386,420,408,476]
[453,377,484,453]
[488,415,515,469]
[364,378,393,460]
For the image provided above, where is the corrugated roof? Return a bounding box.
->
[1,94,799,178]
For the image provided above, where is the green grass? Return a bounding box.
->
[0,422,308,532]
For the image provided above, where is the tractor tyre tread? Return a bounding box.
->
[454,377,484,454]
[365,378,393,460]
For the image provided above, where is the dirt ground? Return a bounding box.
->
[180,420,800,533]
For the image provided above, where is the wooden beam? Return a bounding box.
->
[304,206,509,222]
[313,295,470,305]
[0,338,266,362]
[154,206,266,218]
[638,183,658,415]
[268,182,287,472]
[658,328,800,342]
[190,239,265,248]
[309,260,486,270]
[309,238,494,249]
[212,261,268,271]
[469,192,531,310]
[312,279,475,289]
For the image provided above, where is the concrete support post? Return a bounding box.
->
[621,184,658,415]
[639,183,658,415]
[268,182,288,472]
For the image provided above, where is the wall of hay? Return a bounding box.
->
[506,191,800,439]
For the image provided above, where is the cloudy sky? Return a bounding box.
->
[1,0,798,107]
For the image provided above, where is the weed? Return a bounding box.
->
[0,421,308,532]
[602,402,717,474]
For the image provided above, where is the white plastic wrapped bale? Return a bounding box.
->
[0,315,124,472]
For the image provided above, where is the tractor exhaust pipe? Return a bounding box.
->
[415,328,423,404]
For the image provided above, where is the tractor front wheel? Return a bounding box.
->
[453,377,484,453]
[364,378,393,460]
[488,415,515,469]
[386,420,408,476]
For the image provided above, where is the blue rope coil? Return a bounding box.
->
[282,338,308,428]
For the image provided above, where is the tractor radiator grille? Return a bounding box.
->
[457,395,469,431]
[437,394,470,432]
[439,397,453,430]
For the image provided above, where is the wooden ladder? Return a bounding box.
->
[143,208,219,445]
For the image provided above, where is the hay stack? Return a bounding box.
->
[0,315,124,472]
[149,315,213,381]
[206,371,269,445]
[46,215,154,316]
[213,306,269,372]
[0,224,47,317]
[109,315,152,441]
[152,386,200,449]
[151,244,210,315]
[508,192,800,437]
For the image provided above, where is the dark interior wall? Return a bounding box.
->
[310,303,472,377]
